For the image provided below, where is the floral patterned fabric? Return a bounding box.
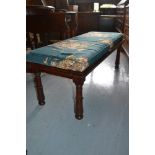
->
[26,31,123,72]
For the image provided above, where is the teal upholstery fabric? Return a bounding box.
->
[26,31,123,72]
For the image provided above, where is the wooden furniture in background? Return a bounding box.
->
[115,0,129,56]
[99,15,117,32]
[41,0,55,6]
[77,12,100,34]
[41,0,78,11]
[76,2,93,12]
[26,0,129,52]
[26,6,70,49]
[26,0,42,5]
[26,5,78,49]
[123,6,129,56]
[66,11,78,36]
[27,0,69,9]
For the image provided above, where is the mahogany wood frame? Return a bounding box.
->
[26,39,124,120]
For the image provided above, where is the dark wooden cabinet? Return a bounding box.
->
[26,0,129,54]
[77,12,100,34]
[99,15,116,32]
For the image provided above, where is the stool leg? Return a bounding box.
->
[115,46,121,69]
[73,78,85,120]
[34,73,45,105]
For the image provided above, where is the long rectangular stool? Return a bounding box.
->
[26,31,124,120]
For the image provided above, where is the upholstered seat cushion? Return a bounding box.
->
[26,31,123,72]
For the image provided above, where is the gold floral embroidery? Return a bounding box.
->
[99,40,113,48]
[43,57,48,64]
[84,32,111,37]
[53,40,89,51]
[51,55,88,72]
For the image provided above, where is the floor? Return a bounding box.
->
[26,51,129,155]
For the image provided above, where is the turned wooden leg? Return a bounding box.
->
[34,73,45,105]
[115,46,121,69]
[73,78,85,120]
